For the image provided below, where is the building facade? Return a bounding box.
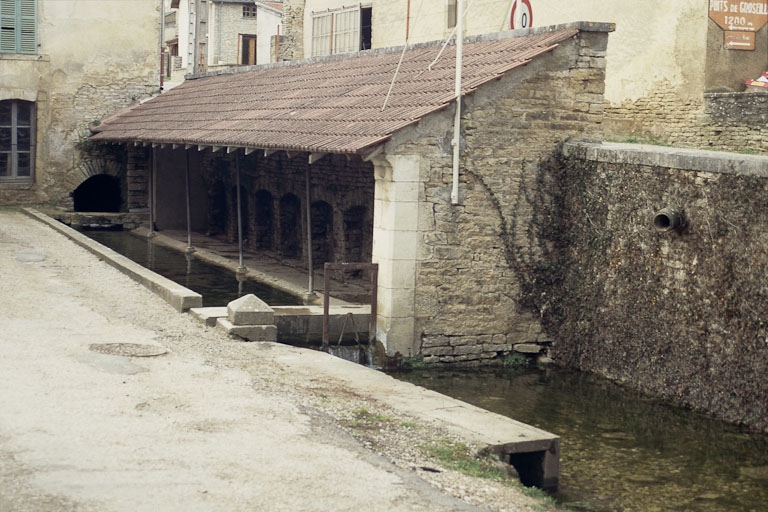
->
[0,0,160,207]
[167,0,282,79]
[288,0,767,152]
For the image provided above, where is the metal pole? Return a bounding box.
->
[149,147,156,237]
[305,164,315,301]
[450,0,464,205]
[185,150,194,254]
[235,151,246,273]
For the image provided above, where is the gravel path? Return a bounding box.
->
[0,211,553,512]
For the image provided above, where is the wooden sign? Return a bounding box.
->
[724,30,756,49]
[709,1,768,32]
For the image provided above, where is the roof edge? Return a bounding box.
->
[185,21,614,82]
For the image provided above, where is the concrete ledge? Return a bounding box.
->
[564,141,768,177]
[257,343,560,490]
[22,208,202,312]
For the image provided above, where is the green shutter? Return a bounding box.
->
[0,0,36,54]
[19,0,35,54]
[0,1,17,53]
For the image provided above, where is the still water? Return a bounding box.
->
[394,368,768,512]
[85,230,302,307]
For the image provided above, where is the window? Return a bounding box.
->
[311,6,372,57]
[243,4,256,18]
[0,100,35,185]
[0,0,37,54]
[447,0,457,29]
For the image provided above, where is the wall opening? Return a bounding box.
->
[311,200,333,266]
[72,174,122,212]
[254,189,274,249]
[279,193,301,258]
[343,205,367,263]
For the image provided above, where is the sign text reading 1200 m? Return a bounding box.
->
[709,1,768,31]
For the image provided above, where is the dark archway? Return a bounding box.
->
[206,180,227,236]
[279,193,301,259]
[311,200,333,266]
[72,174,122,212]
[254,190,274,249]
[343,205,367,263]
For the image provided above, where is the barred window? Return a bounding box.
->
[0,0,37,54]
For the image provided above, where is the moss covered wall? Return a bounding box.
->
[540,142,768,431]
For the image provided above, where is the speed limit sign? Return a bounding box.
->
[510,0,533,29]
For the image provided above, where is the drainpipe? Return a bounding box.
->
[185,150,195,254]
[235,151,246,273]
[305,164,315,302]
[450,0,463,205]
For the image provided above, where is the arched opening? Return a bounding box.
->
[311,200,333,266]
[343,205,368,263]
[206,180,227,236]
[72,174,122,212]
[279,194,301,259]
[254,190,273,249]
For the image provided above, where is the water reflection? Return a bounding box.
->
[394,368,768,512]
[85,230,301,307]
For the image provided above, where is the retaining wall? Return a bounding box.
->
[540,142,768,431]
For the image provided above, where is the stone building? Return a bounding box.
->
[288,0,768,153]
[0,0,160,207]
[168,0,283,78]
[90,22,613,363]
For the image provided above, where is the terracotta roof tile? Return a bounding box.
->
[91,27,579,154]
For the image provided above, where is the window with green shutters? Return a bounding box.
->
[1,0,37,54]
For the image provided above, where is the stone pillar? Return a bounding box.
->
[371,154,420,357]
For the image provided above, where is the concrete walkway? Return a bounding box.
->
[0,211,554,511]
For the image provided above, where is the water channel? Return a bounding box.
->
[85,229,301,307]
[84,229,768,511]
[394,368,768,512]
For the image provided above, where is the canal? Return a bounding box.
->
[394,368,768,512]
[84,229,768,511]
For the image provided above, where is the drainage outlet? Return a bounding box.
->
[88,343,168,357]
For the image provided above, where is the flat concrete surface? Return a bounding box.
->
[0,211,553,511]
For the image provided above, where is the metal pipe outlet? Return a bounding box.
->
[653,206,684,233]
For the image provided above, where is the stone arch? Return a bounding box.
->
[311,200,333,266]
[279,193,301,259]
[253,189,274,249]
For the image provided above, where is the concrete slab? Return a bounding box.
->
[217,318,278,342]
[227,294,274,325]
[189,307,228,327]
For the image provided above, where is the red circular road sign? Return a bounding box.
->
[510,0,533,30]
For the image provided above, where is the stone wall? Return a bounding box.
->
[604,89,768,155]
[0,0,159,207]
[280,0,305,61]
[194,150,374,265]
[540,142,768,431]
[380,29,610,365]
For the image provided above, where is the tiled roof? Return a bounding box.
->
[91,27,579,155]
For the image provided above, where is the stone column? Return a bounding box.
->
[371,154,420,357]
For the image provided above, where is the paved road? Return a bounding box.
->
[0,212,539,512]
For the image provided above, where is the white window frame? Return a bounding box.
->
[311,5,370,57]
[0,99,35,187]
